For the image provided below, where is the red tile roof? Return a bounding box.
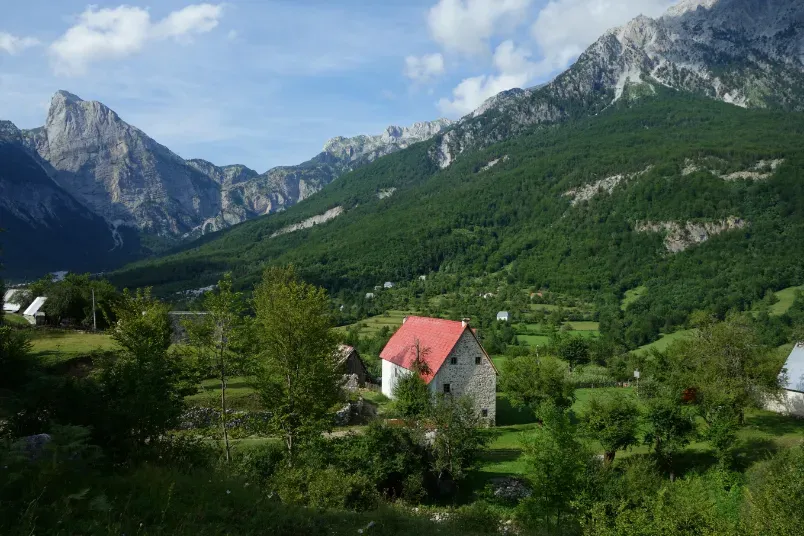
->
[380,316,472,383]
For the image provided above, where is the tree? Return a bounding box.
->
[253,266,341,465]
[581,392,641,465]
[184,274,252,462]
[393,373,431,419]
[428,395,489,483]
[100,288,189,457]
[642,395,696,479]
[392,338,432,418]
[660,316,779,462]
[519,403,591,531]
[501,354,575,411]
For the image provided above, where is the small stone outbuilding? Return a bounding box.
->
[380,316,497,424]
[338,344,370,386]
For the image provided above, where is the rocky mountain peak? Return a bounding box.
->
[0,120,21,142]
[323,118,453,163]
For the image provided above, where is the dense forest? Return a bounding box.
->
[111,90,804,346]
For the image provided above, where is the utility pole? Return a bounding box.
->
[92,288,97,331]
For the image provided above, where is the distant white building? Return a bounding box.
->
[365,293,375,300]
[3,289,25,313]
[766,342,804,417]
[419,275,427,281]
[23,296,48,325]
[497,311,510,322]
[380,316,497,424]
[384,282,395,289]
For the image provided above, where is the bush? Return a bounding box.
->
[743,446,804,536]
[272,466,379,512]
[234,441,286,485]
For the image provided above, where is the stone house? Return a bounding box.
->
[338,344,370,386]
[380,316,497,424]
[766,342,804,417]
[497,311,510,322]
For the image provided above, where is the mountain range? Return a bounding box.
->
[0,90,452,278]
[3,0,804,291]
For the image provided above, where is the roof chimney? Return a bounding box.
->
[461,318,470,328]
[402,316,408,324]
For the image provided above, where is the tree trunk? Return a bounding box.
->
[604,451,616,465]
[221,371,231,463]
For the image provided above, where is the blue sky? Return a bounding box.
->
[0,0,677,172]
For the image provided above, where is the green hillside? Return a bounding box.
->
[111,91,804,346]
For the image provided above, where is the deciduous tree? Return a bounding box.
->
[253,266,341,465]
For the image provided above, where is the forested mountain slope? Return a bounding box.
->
[111,91,804,344]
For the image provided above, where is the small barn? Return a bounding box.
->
[766,342,804,417]
[338,344,370,386]
[497,311,510,322]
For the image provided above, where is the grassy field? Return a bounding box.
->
[621,286,647,311]
[28,329,118,364]
[516,334,550,347]
[185,376,262,410]
[340,310,416,338]
[636,328,696,354]
[2,313,30,326]
[770,285,802,316]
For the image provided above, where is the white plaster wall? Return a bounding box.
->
[429,331,497,425]
[382,359,412,399]
[765,390,804,417]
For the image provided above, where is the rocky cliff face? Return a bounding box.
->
[22,91,222,236]
[430,0,804,168]
[13,91,452,240]
[324,119,453,163]
[0,124,138,278]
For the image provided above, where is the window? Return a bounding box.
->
[481,409,489,418]
[475,355,481,365]
[450,356,458,365]
[443,383,451,394]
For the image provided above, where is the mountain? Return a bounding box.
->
[0,121,139,279]
[0,91,452,276]
[111,0,804,347]
[431,0,804,168]
[16,91,453,240]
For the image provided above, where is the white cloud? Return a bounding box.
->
[438,40,535,116]
[227,29,239,41]
[152,4,224,41]
[50,4,225,75]
[404,53,445,82]
[531,0,675,70]
[0,32,41,55]
[427,0,532,56]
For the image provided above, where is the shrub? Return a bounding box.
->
[272,466,379,512]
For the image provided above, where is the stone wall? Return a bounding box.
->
[429,331,497,425]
